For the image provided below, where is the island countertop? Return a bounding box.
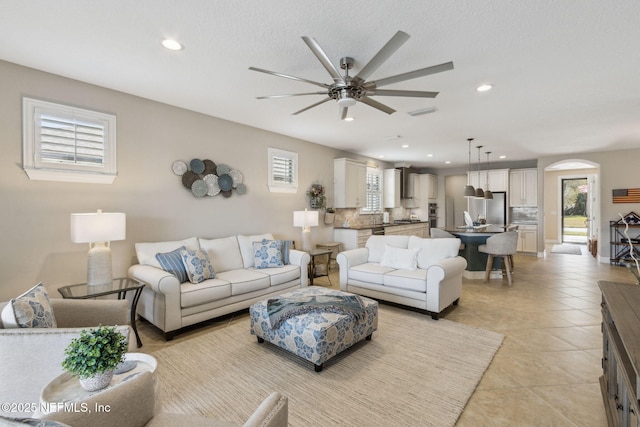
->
[334,221,429,230]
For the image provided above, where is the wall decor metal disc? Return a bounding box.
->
[202,159,217,175]
[229,169,243,187]
[218,173,233,191]
[191,179,208,197]
[221,189,233,198]
[181,170,199,189]
[235,183,247,194]
[172,160,187,176]
[190,159,205,174]
[216,163,230,176]
[203,174,220,196]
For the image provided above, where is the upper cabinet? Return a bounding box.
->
[383,168,401,208]
[468,169,509,192]
[509,168,537,206]
[334,158,366,208]
[419,174,438,200]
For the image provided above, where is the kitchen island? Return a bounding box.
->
[447,227,505,279]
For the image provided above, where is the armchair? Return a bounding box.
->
[0,298,134,417]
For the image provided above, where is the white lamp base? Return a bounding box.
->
[87,242,113,286]
[301,227,312,252]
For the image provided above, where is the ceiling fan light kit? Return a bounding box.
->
[250,31,453,119]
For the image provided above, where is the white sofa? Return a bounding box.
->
[128,233,310,339]
[337,235,467,319]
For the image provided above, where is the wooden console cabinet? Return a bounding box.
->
[599,281,640,427]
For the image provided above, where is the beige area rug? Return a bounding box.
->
[551,244,583,255]
[153,305,503,427]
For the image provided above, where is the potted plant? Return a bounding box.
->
[62,325,128,391]
[324,207,335,225]
[307,184,326,210]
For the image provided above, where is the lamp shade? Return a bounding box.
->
[293,210,319,228]
[71,211,126,243]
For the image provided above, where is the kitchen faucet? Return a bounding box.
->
[372,210,381,226]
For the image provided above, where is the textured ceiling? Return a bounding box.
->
[2,0,639,169]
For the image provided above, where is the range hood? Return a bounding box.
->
[396,165,414,199]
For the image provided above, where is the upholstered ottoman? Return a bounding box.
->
[250,286,378,372]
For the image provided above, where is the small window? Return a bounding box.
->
[268,147,298,193]
[22,97,117,184]
[362,167,383,213]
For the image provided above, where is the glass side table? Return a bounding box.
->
[308,248,333,286]
[58,278,144,348]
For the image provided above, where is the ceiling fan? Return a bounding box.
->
[249,31,453,120]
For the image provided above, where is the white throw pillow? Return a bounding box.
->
[379,245,420,271]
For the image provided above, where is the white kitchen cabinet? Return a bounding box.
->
[403,173,421,208]
[419,173,437,201]
[334,158,366,208]
[516,225,537,253]
[383,168,401,208]
[509,169,537,206]
[468,169,508,193]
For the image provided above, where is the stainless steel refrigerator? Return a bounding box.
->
[467,191,507,225]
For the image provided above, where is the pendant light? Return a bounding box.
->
[474,145,484,198]
[463,138,476,198]
[484,151,493,200]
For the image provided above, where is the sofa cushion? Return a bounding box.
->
[180,249,216,284]
[135,237,200,269]
[215,269,270,296]
[253,239,284,269]
[180,279,231,308]
[348,263,396,285]
[237,233,274,268]
[383,269,428,293]
[380,245,419,271]
[199,236,244,273]
[155,246,188,283]
[1,283,57,328]
[408,236,462,269]
[366,235,411,263]
[250,264,300,286]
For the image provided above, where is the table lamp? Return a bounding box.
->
[293,209,319,251]
[71,209,126,286]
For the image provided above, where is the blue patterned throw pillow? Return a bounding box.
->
[179,249,216,284]
[156,246,189,283]
[253,239,284,269]
[0,282,57,328]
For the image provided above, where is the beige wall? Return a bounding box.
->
[543,168,598,242]
[0,60,379,300]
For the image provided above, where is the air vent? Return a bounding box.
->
[408,107,437,117]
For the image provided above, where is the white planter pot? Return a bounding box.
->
[79,370,114,391]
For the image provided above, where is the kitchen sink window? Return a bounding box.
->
[362,167,383,214]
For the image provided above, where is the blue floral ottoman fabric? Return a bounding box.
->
[250,286,378,370]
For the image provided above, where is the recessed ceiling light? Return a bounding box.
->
[343,117,355,122]
[476,84,493,92]
[162,39,183,51]
[427,154,433,158]
[378,155,385,158]
[499,155,506,159]
[444,161,451,164]
[401,144,409,148]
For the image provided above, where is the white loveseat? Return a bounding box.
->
[128,233,310,339]
[337,235,467,319]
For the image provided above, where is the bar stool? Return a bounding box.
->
[478,231,519,285]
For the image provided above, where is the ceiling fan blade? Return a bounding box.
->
[339,106,348,120]
[364,61,454,89]
[257,92,327,99]
[249,67,329,89]
[359,96,396,115]
[366,89,439,98]
[292,97,333,115]
[352,31,410,86]
[301,36,344,83]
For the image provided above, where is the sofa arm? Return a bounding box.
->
[336,248,369,290]
[288,249,311,287]
[51,299,129,328]
[425,256,467,313]
[128,264,180,296]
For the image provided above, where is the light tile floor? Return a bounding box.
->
[138,243,631,426]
